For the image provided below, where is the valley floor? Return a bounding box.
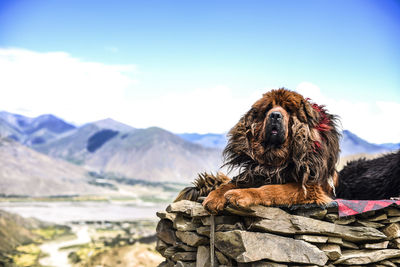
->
[0,199,168,267]
[39,222,163,267]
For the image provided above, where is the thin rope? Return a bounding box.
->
[210,214,215,267]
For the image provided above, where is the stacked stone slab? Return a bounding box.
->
[156,200,400,266]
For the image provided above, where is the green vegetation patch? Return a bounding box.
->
[33,225,72,242]
[12,244,43,267]
[67,243,106,265]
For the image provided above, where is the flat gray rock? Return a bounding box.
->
[333,249,400,265]
[294,208,327,220]
[369,213,388,222]
[173,214,201,231]
[201,215,240,226]
[157,211,178,222]
[214,230,328,266]
[391,238,400,249]
[167,200,207,217]
[196,226,210,237]
[247,216,297,235]
[360,241,389,249]
[156,239,169,255]
[196,246,217,267]
[156,219,177,245]
[355,219,385,228]
[225,205,290,219]
[171,252,196,261]
[383,217,400,223]
[215,251,232,266]
[341,240,358,249]
[176,231,209,247]
[377,260,397,267]
[164,246,179,258]
[391,257,400,263]
[175,242,197,252]
[249,213,386,242]
[383,223,400,239]
[386,208,400,217]
[327,236,343,245]
[294,235,329,243]
[318,244,342,260]
[191,204,209,217]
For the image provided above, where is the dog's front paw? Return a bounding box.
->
[224,189,261,208]
[203,192,227,214]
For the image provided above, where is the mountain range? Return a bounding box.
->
[33,124,223,182]
[0,110,399,197]
[0,138,113,197]
[340,130,400,156]
[0,111,223,185]
[0,111,75,146]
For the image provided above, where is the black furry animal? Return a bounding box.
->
[336,150,400,200]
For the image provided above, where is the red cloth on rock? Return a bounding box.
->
[335,199,400,217]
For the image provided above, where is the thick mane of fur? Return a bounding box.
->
[174,172,230,202]
[223,88,340,191]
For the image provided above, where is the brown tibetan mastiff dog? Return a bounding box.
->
[176,88,340,214]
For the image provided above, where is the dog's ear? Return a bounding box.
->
[223,107,258,169]
[301,99,319,125]
[230,107,256,146]
[243,107,257,136]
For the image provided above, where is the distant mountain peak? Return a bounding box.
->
[0,111,76,145]
[90,118,135,132]
[340,129,399,156]
[29,114,76,134]
[35,113,58,120]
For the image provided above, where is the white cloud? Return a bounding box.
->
[0,48,263,135]
[127,86,264,134]
[296,82,400,144]
[1,48,398,144]
[0,48,137,124]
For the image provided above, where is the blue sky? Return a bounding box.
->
[0,0,399,143]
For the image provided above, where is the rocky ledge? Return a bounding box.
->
[156,200,400,266]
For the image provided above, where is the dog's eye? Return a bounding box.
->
[285,107,293,115]
[264,104,273,115]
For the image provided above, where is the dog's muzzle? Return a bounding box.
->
[265,111,286,146]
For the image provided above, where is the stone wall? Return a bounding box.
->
[156,200,400,266]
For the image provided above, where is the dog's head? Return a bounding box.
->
[224,88,340,187]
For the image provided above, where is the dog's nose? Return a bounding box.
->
[270,111,282,121]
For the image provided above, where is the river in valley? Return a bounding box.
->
[0,201,167,267]
[0,201,166,223]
